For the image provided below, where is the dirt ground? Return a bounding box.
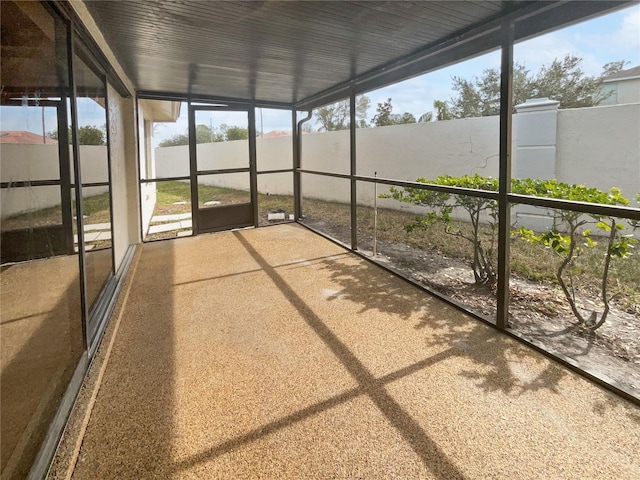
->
[304,219,640,397]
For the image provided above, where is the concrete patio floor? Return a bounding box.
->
[48,224,639,479]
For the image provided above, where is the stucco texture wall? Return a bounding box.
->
[0,144,109,218]
[557,103,640,202]
[107,83,137,271]
[154,104,639,210]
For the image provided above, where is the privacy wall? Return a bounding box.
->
[0,144,110,218]
[156,102,640,207]
[4,103,638,219]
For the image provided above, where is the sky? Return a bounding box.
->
[3,3,638,146]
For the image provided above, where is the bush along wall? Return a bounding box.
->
[383,174,637,330]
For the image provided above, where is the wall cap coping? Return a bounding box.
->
[515,97,560,113]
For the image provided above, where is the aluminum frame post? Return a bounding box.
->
[496,19,514,329]
[293,110,301,220]
[350,89,357,250]
[248,106,259,227]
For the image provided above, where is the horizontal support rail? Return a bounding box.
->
[256,169,294,175]
[509,193,640,220]
[1,180,112,189]
[297,170,639,219]
[72,182,110,189]
[140,176,191,183]
[1,180,61,188]
[196,167,250,176]
[298,170,499,200]
[355,174,500,200]
[297,169,351,180]
[137,91,292,110]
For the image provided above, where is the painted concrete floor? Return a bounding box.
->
[49,224,639,479]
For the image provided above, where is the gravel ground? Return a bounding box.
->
[49,224,640,479]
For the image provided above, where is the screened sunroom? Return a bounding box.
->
[1,1,639,479]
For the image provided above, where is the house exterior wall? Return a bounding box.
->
[138,103,157,236]
[107,83,140,270]
[600,78,640,105]
[617,78,640,104]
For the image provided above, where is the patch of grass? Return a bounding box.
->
[198,184,250,206]
[154,181,293,214]
[257,193,294,214]
[2,191,112,229]
[154,181,191,215]
[2,204,63,230]
[510,236,558,282]
[82,192,112,224]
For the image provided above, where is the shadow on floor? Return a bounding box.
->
[63,227,639,479]
[69,241,177,478]
[314,252,568,398]
[229,230,467,480]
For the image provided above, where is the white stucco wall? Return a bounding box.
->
[0,184,62,220]
[138,103,156,235]
[556,103,640,201]
[124,99,141,246]
[152,104,639,211]
[6,103,637,223]
[154,144,188,178]
[301,129,351,175]
[0,144,61,182]
[107,83,131,270]
[257,135,293,171]
[356,117,500,179]
[155,115,501,205]
[0,144,110,218]
[155,134,295,178]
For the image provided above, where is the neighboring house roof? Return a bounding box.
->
[0,131,58,144]
[261,130,292,138]
[602,65,640,83]
[260,130,309,138]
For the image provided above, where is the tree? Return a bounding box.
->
[515,181,635,330]
[371,98,394,126]
[314,95,370,131]
[159,134,189,147]
[448,63,532,118]
[371,98,417,127]
[222,125,248,141]
[158,125,215,147]
[446,54,627,118]
[531,55,620,108]
[195,124,223,143]
[48,125,106,145]
[159,123,249,147]
[398,112,417,124]
[433,100,452,121]
[383,174,499,285]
